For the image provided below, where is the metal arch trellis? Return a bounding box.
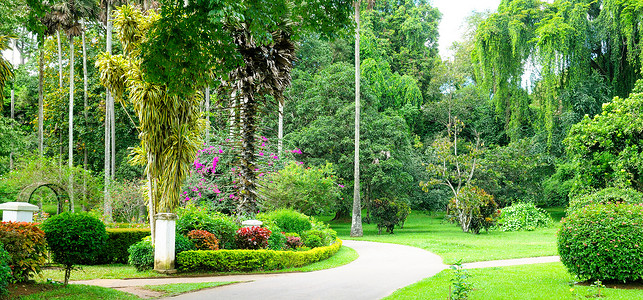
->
[17,182,71,214]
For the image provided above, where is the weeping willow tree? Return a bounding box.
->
[96,5,205,238]
[474,0,643,149]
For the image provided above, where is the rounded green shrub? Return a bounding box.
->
[497,202,553,231]
[568,187,643,213]
[558,203,643,282]
[41,212,108,284]
[128,238,154,272]
[302,230,325,248]
[257,209,312,235]
[176,234,196,254]
[176,204,238,249]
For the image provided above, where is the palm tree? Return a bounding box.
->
[48,0,99,211]
[225,25,296,216]
[97,5,205,240]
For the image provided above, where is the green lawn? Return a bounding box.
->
[17,284,140,300]
[321,211,559,264]
[386,262,643,300]
[144,281,236,297]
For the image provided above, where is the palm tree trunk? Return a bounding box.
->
[39,37,44,157]
[68,36,75,212]
[350,0,363,237]
[237,90,258,216]
[278,101,283,156]
[10,39,15,170]
[82,27,89,209]
[205,86,210,141]
[104,4,113,221]
[57,31,63,89]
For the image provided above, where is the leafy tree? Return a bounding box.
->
[565,82,643,195]
[96,6,205,240]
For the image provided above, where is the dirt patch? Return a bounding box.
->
[8,282,60,298]
[576,280,643,290]
[115,286,165,299]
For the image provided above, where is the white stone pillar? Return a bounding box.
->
[154,213,177,274]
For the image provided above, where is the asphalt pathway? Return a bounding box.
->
[74,240,447,300]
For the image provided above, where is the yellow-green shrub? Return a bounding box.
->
[177,239,342,272]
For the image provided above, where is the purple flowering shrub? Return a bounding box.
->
[181,134,301,214]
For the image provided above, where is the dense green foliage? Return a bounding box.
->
[558,203,643,282]
[0,242,10,297]
[258,162,341,216]
[103,228,151,264]
[446,186,499,234]
[41,212,108,284]
[176,204,238,249]
[177,239,341,272]
[568,187,643,213]
[496,203,553,231]
[257,209,313,235]
[0,221,47,282]
[370,198,410,234]
[127,239,154,272]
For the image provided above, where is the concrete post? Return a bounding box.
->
[0,202,40,222]
[154,213,177,274]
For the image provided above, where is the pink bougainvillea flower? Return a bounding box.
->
[259,152,264,156]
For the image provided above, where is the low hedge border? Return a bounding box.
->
[177,239,342,272]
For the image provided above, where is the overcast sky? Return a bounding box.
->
[431,0,501,59]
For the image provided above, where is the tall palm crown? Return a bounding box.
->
[0,35,14,102]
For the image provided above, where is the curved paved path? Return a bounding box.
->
[74,240,446,299]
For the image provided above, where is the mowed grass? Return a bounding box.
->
[320,210,561,264]
[17,284,139,300]
[39,245,358,282]
[385,262,643,300]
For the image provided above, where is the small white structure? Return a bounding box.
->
[0,202,40,222]
[242,219,263,227]
[154,213,177,274]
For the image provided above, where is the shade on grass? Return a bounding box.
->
[144,281,236,296]
[321,211,559,264]
[385,262,643,300]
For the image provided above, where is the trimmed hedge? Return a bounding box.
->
[558,203,643,281]
[104,228,151,264]
[177,239,342,272]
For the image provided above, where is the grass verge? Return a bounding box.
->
[385,262,643,300]
[320,211,559,264]
[16,284,139,300]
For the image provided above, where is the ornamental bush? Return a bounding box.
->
[568,187,643,213]
[0,243,11,297]
[257,209,312,235]
[285,234,303,250]
[371,198,400,234]
[236,226,272,250]
[187,230,219,250]
[0,222,47,282]
[128,238,154,272]
[177,239,342,272]
[496,202,553,231]
[176,204,238,249]
[267,231,287,251]
[396,201,411,229]
[41,212,108,285]
[558,203,643,282]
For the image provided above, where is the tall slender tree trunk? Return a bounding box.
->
[39,37,44,157]
[82,27,89,209]
[205,86,210,141]
[10,39,15,170]
[350,0,363,237]
[57,31,63,89]
[278,101,283,157]
[68,36,75,212]
[104,4,114,221]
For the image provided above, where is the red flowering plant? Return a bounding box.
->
[187,230,219,250]
[285,234,303,250]
[181,133,298,214]
[235,226,272,250]
[0,222,48,282]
